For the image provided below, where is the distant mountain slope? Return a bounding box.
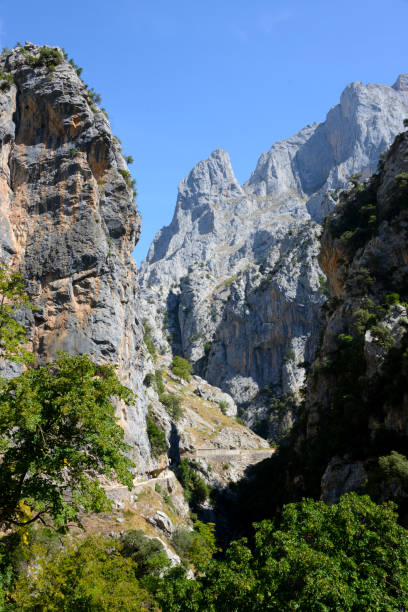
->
[140,75,408,440]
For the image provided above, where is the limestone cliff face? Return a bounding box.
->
[0,43,150,469]
[292,129,408,505]
[140,75,408,437]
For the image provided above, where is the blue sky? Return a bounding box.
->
[1,0,408,264]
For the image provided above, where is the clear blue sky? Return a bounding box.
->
[1,0,408,264]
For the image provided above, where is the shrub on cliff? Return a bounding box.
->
[160,392,183,421]
[170,355,192,380]
[146,407,168,458]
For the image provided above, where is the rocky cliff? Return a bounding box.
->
[0,43,274,486]
[227,128,408,532]
[0,43,151,469]
[140,75,408,439]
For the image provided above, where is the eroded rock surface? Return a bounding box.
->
[0,43,150,469]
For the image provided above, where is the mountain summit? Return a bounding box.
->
[140,75,408,439]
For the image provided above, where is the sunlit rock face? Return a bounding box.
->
[140,75,408,436]
[0,43,150,470]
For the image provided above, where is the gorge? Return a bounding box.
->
[1,42,408,609]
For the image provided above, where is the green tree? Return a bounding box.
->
[150,493,408,611]
[120,529,171,577]
[0,262,35,365]
[170,356,192,380]
[0,352,135,532]
[11,534,151,610]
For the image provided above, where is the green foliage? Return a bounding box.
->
[11,534,151,610]
[151,494,408,611]
[329,178,379,255]
[0,70,13,91]
[178,459,209,506]
[125,155,134,164]
[170,355,193,380]
[348,172,363,189]
[370,323,395,350]
[143,371,155,387]
[318,274,329,296]
[385,292,401,306]
[86,86,102,105]
[67,56,83,77]
[142,318,156,359]
[171,522,218,572]
[120,529,170,577]
[154,369,165,395]
[160,393,183,422]
[283,348,296,363]
[26,46,63,71]
[0,262,36,364]
[119,169,137,198]
[353,305,379,336]
[378,450,408,491]
[0,353,135,532]
[146,407,168,458]
[217,400,228,415]
[203,341,212,356]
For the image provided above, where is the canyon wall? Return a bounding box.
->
[0,43,151,470]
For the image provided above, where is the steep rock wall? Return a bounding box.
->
[0,43,151,470]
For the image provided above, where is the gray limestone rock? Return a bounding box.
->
[140,75,408,440]
[0,44,151,471]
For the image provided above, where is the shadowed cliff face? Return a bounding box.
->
[0,43,150,470]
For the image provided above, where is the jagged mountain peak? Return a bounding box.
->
[177,147,243,210]
[393,73,408,91]
[140,74,408,435]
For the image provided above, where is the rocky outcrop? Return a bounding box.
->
[140,75,408,436]
[0,43,150,470]
[143,358,271,489]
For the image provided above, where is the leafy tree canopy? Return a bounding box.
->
[0,352,135,532]
[149,493,408,611]
[11,534,151,611]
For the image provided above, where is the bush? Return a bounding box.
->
[170,355,193,380]
[147,408,167,458]
[120,529,170,577]
[160,393,183,421]
[218,400,229,415]
[11,535,151,610]
[119,169,137,198]
[0,70,13,91]
[26,46,63,71]
[178,459,210,505]
[204,341,212,356]
[143,319,156,359]
[378,450,408,491]
[385,293,401,306]
[143,372,155,387]
[154,369,165,395]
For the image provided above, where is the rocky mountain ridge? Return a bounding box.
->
[140,75,408,439]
